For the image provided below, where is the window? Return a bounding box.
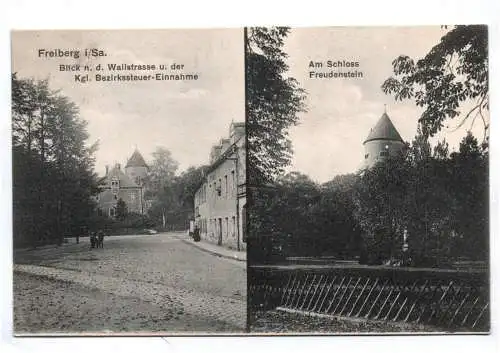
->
[232,216,236,237]
[130,193,136,202]
[379,151,389,157]
[231,170,235,196]
[109,207,116,218]
[217,179,222,196]
[111,177,119,195]
[224,175,228,198]
[364,153,369,159]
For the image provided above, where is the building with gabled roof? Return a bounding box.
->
[363,109,405,168]
[194,121,246,251]
[97,149,149,217]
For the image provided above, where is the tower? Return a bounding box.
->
[125,149,148,186]
[363,109,405,168]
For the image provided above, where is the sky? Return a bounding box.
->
[10,27,488,183]
[11,29,244,176]
[284,27,486,183]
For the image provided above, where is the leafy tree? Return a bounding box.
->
[145,146,179,196]
[317,174,362,258]
[449,132,488,260]
[382,25,489,141]
[247,172,319,263]
[246,27,307,184]
[115,198,128,221]
[142,147,179,228]
[12,74,100,247]
[246,27,307,257]
[147,164,207,230]
[354,155,409,264]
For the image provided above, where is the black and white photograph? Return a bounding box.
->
[246,26,489,334]
[11,29,247,335]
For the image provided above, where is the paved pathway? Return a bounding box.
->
[14,232,247,334]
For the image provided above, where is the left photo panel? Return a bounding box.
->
[11,29,247,335]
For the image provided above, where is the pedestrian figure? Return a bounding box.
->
[97,230,104,248]
[90,231,96,249]
[193,225,201,242]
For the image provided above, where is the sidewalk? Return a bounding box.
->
[14,237,83,255]
[179,235,247,262]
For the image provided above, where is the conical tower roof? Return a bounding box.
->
[363,112,403,144]
[126,149,148,168]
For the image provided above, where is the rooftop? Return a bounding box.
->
[363,112,403,144]
[125,149,148,168]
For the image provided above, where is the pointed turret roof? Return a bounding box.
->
[126,149,148,168]
[363,112,403,144]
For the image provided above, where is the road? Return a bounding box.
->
[13,232,247,334]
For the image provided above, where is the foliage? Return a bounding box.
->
[115,198,128,221]
[144,146,179,197]
[12,74,100,247]
[146,160,207,229]
[248,172,362,263]
[382,25,489,141]
[246,27,307,184]
[354,131,488,266]
[248,133,487,267]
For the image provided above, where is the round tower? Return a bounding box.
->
[363,110,405,168]
[125,149,148,186]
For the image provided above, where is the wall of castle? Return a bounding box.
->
[363,139,405,168]
[98,187,144,216]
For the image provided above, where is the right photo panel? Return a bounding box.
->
[245,26,489,334]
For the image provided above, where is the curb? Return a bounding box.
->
[179,238,246,262]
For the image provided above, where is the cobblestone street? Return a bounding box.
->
[13,233,247,334]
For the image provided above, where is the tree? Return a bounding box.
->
[115,198,128,221]
[317,174,362,258]
[12,74,100,247]
[145,146,179,196]
[147,164,207,230]
[354,155,409,264]
[449,132,488,260]
[246,27,307,184]
[382,25,489,142]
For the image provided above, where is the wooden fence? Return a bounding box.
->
[248,265,489,332]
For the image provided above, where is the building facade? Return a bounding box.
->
[97,149,149,217]
[194,122,246,251]
[363,111,405,168]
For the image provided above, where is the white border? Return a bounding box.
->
[2,1,499,353]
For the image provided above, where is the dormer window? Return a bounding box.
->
[111,177,120,194]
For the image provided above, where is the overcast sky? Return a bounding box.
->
[11,27,487,183]
[284,27,485,183]
[11,29,244,176]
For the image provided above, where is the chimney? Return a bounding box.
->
[105,165,109,175]
[230,122,245,144]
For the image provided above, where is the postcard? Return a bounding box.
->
[11,25,489,336]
